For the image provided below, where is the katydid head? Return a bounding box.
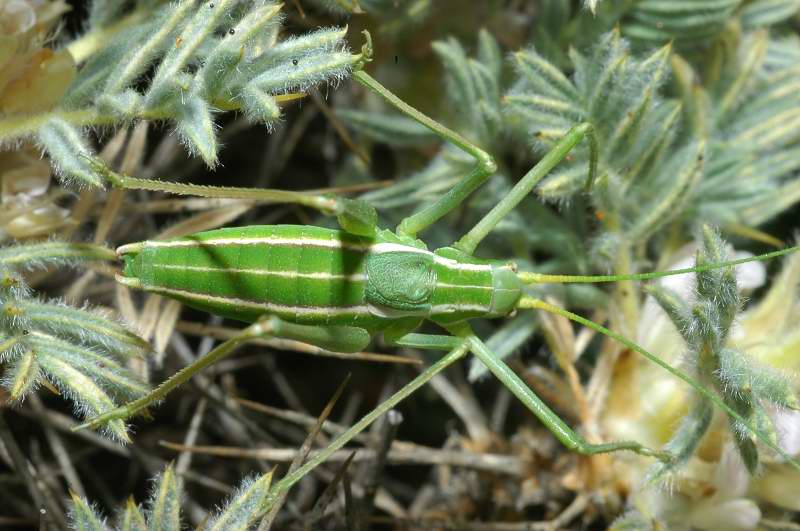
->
[488,263,524,316]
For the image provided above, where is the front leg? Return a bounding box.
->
[352,71,497,239]
[73,318,372,431]
[351,71,597,249]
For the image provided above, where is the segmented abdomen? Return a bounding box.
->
[124,225,385,328]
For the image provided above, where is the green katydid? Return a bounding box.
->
[73,41,800,497]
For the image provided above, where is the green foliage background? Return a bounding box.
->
[1,0,799,529]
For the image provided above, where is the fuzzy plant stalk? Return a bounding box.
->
[645,227,799,478]
[68,464,276,530]
[0,242,149,441]
[1,0,368,184]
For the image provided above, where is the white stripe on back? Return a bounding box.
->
[435,282,494,291]
[430,304,488,314]
[143,285,373,316]
[154,263,366,281]
[130,238,494,272]
[132,237,367,251]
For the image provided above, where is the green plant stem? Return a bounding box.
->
[0,242,116,266]
[0,108,113,142]
[0,95,300,145]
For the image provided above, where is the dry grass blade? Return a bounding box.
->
[303,451,357,530]
[258,374,352,530]
[157,441,525,475]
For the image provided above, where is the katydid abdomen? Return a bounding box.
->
[117,225,390,328]
[116,224,523,335]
